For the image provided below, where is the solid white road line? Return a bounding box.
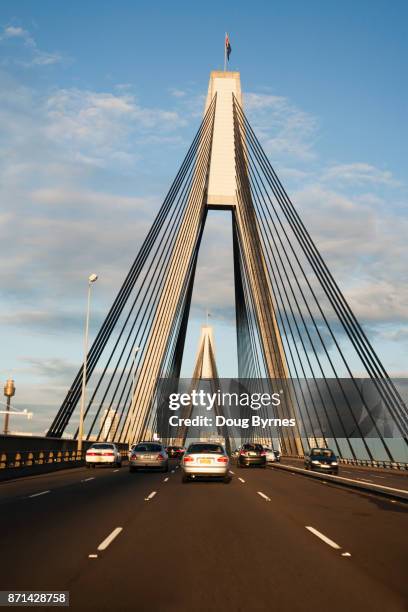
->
[341,552,352,557]
[305,526,341,550]
[238,477,245,483]
[28,490,50,498]
[81,477,95,482]
[257,491,271,501]
[88,554,98,559]
[281,465,408,495]
[97,527,123,551]
[163,477,169,482]
[113,469,119,473]
[144,491,157,501]
[229,470,235,474]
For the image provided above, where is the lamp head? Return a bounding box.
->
[88,273,98,283]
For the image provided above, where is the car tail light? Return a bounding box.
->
[240,450,247,456]
[131,454,138,460]
[102,452,114,456]
[156,453,165,461]
[217,456,228,463]
[183,455,194,462]
[260,451,266,456]
[86,451,97,456]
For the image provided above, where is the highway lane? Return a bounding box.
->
[0,463,170,590]
[240,462,408,600]
[0,464,126,504]
[1,460,407,611]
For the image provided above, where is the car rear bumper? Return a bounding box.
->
[238,457,266,466]
[182,466,228,476]
[86,457,117,464]
[130,460,167,468]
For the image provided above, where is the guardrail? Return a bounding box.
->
[0,448,129,470]
[0,435,129,481]
[282,455,408,470]
[1,448,84,469]
[269,462,408,502]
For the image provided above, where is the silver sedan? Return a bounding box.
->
[129,442,169,473]
[181,442,230,483]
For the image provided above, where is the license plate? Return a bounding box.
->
[199,458,212,464]
[249,452,256,456]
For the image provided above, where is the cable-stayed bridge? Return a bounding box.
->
[1,69,408,612]
[44,70,407,464]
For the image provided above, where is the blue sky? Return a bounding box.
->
[0,0,407,434]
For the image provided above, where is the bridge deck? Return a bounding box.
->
[1,460,406,611]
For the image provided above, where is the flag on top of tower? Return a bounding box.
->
[225,33,231,60]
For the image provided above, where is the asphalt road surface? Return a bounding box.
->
[1,461,407,612]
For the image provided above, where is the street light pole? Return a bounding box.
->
[3,379,15,435]
[77,274,98,454]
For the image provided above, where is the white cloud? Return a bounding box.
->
[323,162,399,187]
[244,92,318,161]
[1,26,28,40]
[0,24,62,66]
[169,88,187,98]
[292,184,408,323]
[44,88,187,167]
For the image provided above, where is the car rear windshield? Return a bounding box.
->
[133,444,162,452]
[90,444,114,449]
[242,444,263,451]
[187,444,224,454]
[311,449,335,458]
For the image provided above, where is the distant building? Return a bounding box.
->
[101,409,119,442]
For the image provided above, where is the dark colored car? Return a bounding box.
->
[237,443,266,468]
[166,446,185,459]
[304,448,338,475]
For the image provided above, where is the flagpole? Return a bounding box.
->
[224,32,227,71]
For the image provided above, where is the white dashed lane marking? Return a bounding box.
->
[257,491,271,502]
[144,491,157,501]
[97,527,123,551]
[28,490,50,498]
[305,526,341,550]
